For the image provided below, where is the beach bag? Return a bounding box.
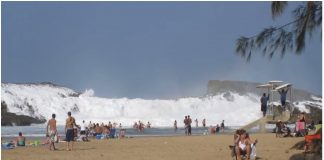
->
[250,144,257,159]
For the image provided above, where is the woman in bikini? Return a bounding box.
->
[234,130,257,160]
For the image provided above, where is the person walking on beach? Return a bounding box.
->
[221,120,225,133]
[183,116,188,136]
[65,111,78,151]
[188,115,192,135]
[174,120,177,132]
[46,113,57,150]
[260,93,270,117]
[278,88,288,110]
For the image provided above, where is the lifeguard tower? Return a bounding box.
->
[240,80,293,132]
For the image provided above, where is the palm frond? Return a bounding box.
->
[272,1,288,19]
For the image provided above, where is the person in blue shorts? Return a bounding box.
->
[65,112,78,151]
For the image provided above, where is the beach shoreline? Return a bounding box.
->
[2,133,305,160]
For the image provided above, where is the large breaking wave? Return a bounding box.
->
[2,83,319,127]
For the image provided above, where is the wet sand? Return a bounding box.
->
[2,133,304,160]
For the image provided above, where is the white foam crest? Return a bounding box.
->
[2,84,321,127]
[311,95,322,101]
[80,89,94,97]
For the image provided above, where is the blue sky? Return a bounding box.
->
[2,2,322,99]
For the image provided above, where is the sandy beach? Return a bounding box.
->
[2,133,305,160]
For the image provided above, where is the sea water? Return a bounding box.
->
[1,124,280,142]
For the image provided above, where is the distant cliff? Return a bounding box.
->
[1,101,46,126]
[207,80,317,101]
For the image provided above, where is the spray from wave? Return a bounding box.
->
[2,83,265,127]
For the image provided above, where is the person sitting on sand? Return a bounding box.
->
[79,120,89,141]
[119,129,126,138]
[299,112,306,122]
[15,132,26,147]
[234,130,257,160]
[208,126,216,134]
[281,123,292,137]
[215,124,220,133]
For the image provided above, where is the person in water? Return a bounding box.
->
[174,120,178,132]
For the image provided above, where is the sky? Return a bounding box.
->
[1,1,322,99]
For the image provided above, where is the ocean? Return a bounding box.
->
[1,124,278,142]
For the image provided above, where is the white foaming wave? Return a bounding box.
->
[311,95,322,101]
[293,100,322,113]
[2,84,321,127]
[2,84,262,127]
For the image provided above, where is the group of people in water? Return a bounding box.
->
[132,121,151,132]
[174,115,225,135]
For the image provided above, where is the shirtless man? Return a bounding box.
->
[65,112,78,151]
[46,113,57,150]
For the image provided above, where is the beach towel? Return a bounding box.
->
[305,134,321,143]
[1,143,14,150]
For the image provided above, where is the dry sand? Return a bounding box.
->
[2,133,304,160]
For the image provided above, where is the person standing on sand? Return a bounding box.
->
[183,116,188,136]
[65,111,78,151]
[46,113,57,150]
[260,93,270,117]
[188,115,192,135]
[221,120,225,133]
